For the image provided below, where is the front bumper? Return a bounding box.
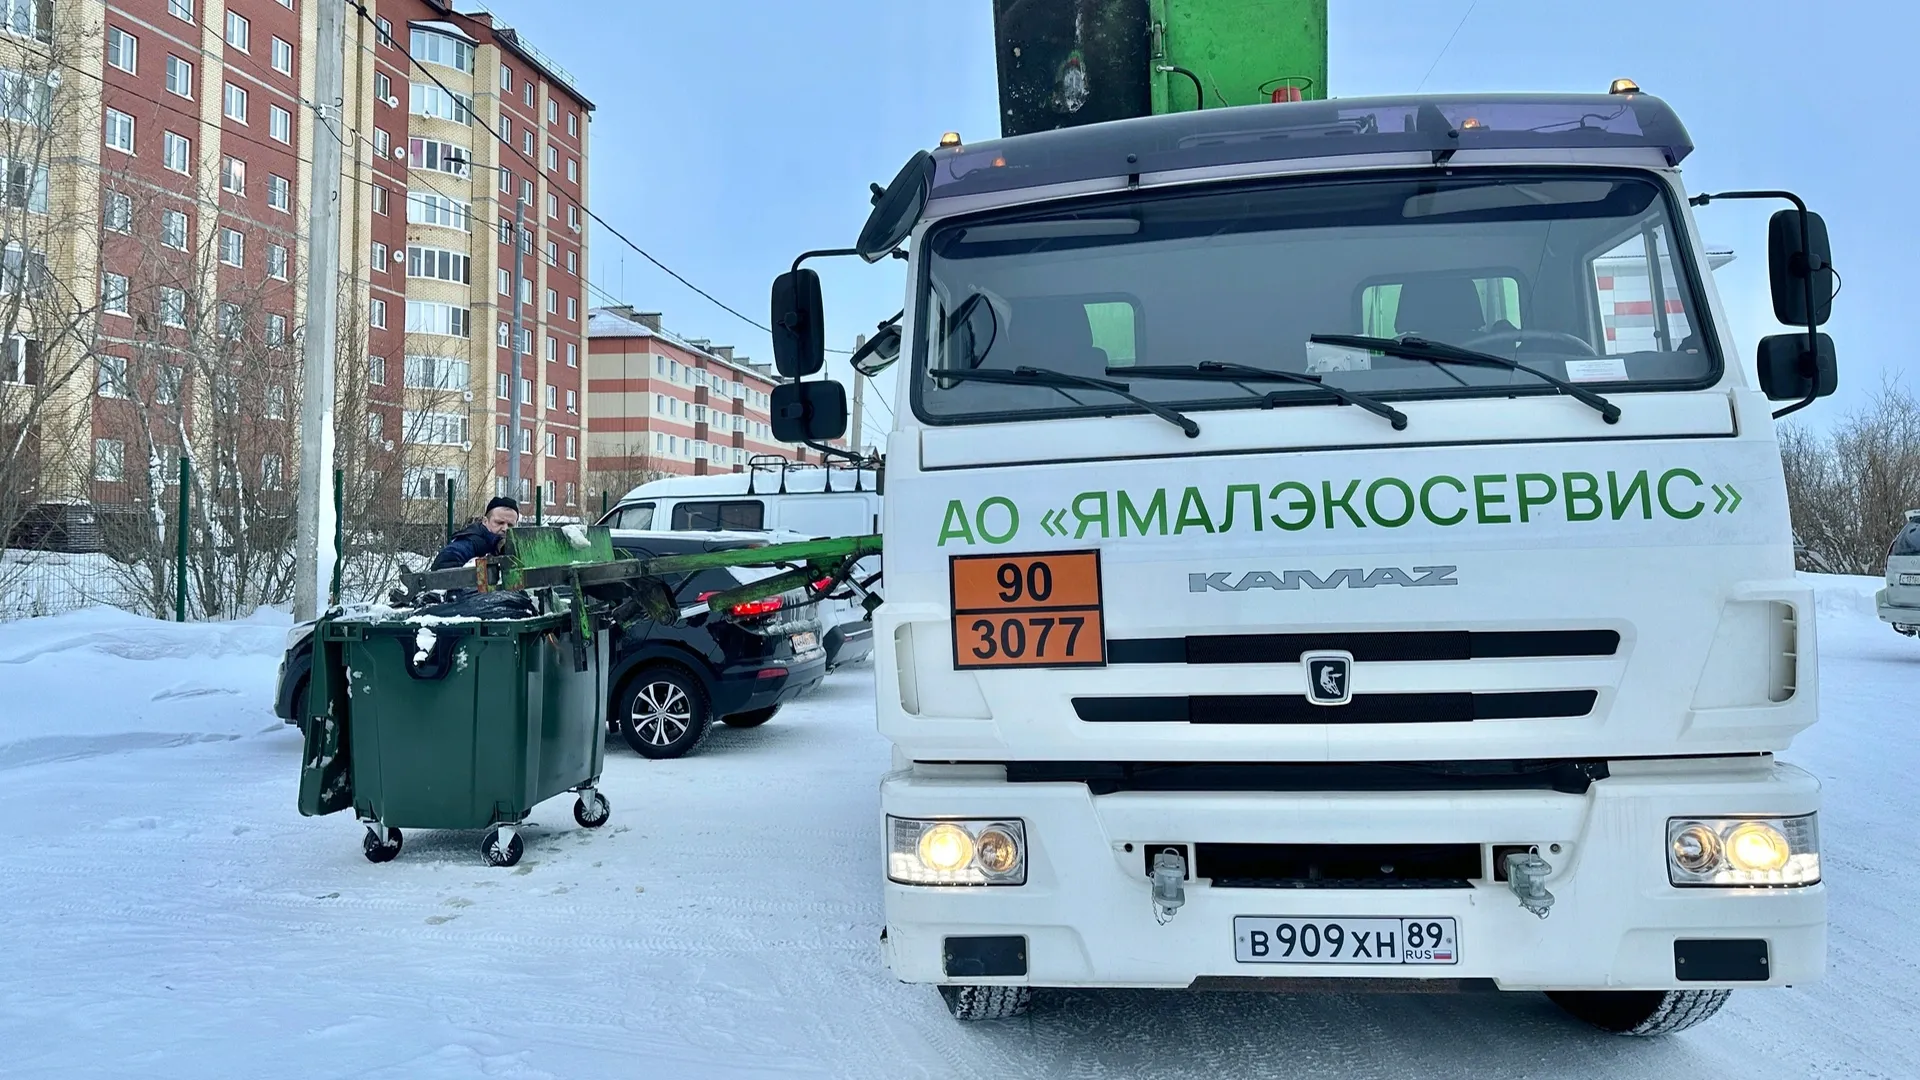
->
[879,758,1824,991]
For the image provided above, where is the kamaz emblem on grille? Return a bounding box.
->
[1189,566,1459,592]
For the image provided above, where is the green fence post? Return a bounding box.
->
[445,477,456,540]
[534,486,543,526]
[601,490,608,519]
[330,467,345,607]
[174,455,190,621]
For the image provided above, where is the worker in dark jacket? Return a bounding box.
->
[430,497,520,570]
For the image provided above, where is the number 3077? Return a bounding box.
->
[967,614,1087,662]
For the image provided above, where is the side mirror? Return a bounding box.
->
[1757,332,1837,402]
[1768,209,1834,327]
[770,270,825,378]
[856,151,934,263]
[850,322,903,377]
[770,381,848,442]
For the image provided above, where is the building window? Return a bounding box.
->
[405,300,470,338]
[162,209,187,250]
[373,127,390,156]
[165,55,193,97]
[546,288,557,313]
[267,173,290,211]
[566,297,577,321]
[223,83,247,123]
[566,388,577,412]
[499,115,511,145]
[262,453,284,488]
[568,204,580,230]
[156,365,181,405]
[373,185,390,216]
[522,178,534,205]
[545,240,557,266]
[268,243,288,280]
[566,343,577,367]
[104,109,133,152]
[522,130,533,155]
[368,354,387,384]
[523,82,534,107]
[266,315,287,347]
[566,250,576,274]
[408,138,470,177]
[101,272,129,315]
[224,11,249,52]
[520,377,533,404]
[403,354,470,390]
[496,371,509,398]
[371,241,387,270]
[407,190,471,231]
[402,410,469,446]
[105,192,132,233]
[218,302,244,338]
[220,155,245,195]
[369,298,387,329]
[163,132,190,173]
[567,482,576,505]
[568,112,579,136]
[269,104,291,143]
[265,383,286,416]
[107,27,137,74]
[409,83,472,124]
[406,467,463,501]
[547,98,558,123]
[496,322,509,348]
[169,0,192,21]
[544,383,557,408]
[375,71,391,102]
[97,356,126,397]
[498,165,512,194]
[497,267,510,295]
[500,64,511,91]
[159,286,186,327]
[220,228,244,266]
[367,412,382,440]
[546,192,557,219]
[518,426,531,453]
[272,37,293,76]
[546,144,557,170]
[544,335,556,362]
[567,158,578,183]
[406,245,470,284]
[409,27,474,73]
[518,277,531,304]
[375,17,393,47]
[94,438,125,482]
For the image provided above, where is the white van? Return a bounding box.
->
[600,458,881,669]
[1876,509,1920,636]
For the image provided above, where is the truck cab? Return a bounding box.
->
[772,88,1839,1034]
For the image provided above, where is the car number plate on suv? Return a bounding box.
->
[1233,916,1457,965]
[1900,573,1920,586]
[791,631,818,652]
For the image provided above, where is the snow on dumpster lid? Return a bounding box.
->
[930,93,1693,200]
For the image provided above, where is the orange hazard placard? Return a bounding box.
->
[949,550,1106,669]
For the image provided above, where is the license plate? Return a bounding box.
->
[1900,573,1920,586]
[791,631,818,651]
[1233,916,1458,965]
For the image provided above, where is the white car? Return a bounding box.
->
[1876,509,1920,636]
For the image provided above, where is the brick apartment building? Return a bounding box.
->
[585,305,841,493]
[2,0,592,555]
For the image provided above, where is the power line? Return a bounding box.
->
[1415,2,1477,92]
[351,2,781,341]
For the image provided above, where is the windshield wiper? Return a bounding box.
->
[1308,334,1621,424]
[928,365,1201,437]
[1116,361,1409,431]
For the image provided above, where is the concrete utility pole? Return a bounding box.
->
[850,333,865,455]
[508,184,528,504]
[294,0,347,621]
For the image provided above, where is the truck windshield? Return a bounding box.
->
[913,170,1719,426]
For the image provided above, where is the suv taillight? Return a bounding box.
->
[698,591,784,618]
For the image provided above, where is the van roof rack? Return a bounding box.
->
[745,453,882,496]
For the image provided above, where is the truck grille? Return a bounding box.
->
[1108,629,1619,665]
[1147,842,1483,889]
[1074,690,1598,724]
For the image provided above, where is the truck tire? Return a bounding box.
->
[938,985,1031,1021]
[1547,989,1732,1036]
[617,666,713,759]
[721,706,779,729]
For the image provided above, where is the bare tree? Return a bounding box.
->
[0,10,119,604]
[584,440,666,517]
[1780,376,1920,575]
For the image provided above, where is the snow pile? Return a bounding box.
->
[561,523,591,550]
[1801,571,1885,624]
[412,627,436,665]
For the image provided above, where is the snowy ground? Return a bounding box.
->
[1,578,1916,1079]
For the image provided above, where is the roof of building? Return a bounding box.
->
[427,2,595,110]
[587,307,778,384]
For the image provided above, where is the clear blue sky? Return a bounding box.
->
[479,0,1912,435]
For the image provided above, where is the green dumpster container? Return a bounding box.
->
[297,605,611,866]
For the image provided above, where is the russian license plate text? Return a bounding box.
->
[1233,916,1458,965]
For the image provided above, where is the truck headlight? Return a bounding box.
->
[1667,815,1819,887]
[888,817,1025,886]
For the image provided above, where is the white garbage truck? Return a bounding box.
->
[762,10,1839,1034]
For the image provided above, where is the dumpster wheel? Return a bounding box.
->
[363,826,403,863]
[483,825,525,867]
[574,790,611,828]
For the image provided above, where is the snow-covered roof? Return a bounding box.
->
[588,307,778,384]
[587,309,653,339]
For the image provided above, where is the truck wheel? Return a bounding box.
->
[617,666,712,759]
[1547,989,1732,1036]
[721,706,779,729]
[938,985,1031,1021]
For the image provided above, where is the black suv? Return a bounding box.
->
[271,531,827,760]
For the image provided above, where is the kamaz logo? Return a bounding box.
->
[1188,566,1460,592]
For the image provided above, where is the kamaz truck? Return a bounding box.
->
[762,0,1840,1034]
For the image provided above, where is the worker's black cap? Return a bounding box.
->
[486,496,520,515]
